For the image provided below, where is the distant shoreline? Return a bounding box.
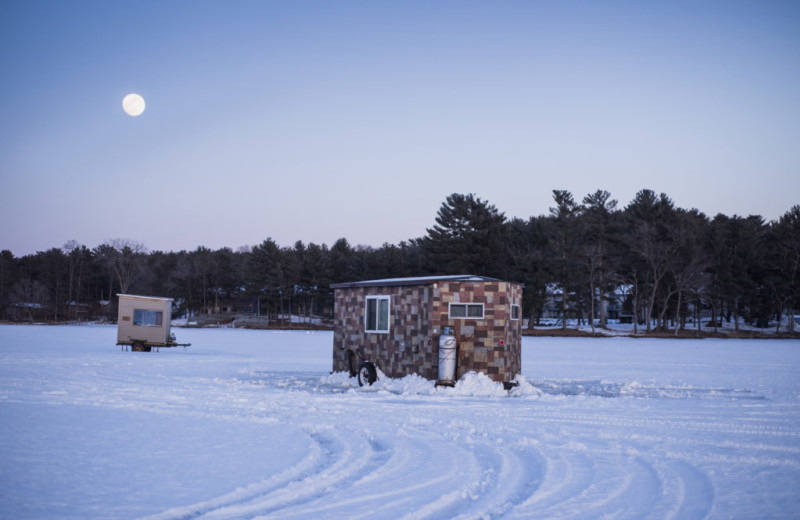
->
[1,320,797,339]
[522,327,800,340]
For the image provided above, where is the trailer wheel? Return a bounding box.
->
[132,342,151,352]
[357,361,377,387]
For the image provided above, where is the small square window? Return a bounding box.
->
[450,304,466,318]
[449,303,484,319]
[467,304,483,318]
[365,295,390,333]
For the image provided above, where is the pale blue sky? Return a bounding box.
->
[2,0,798,256]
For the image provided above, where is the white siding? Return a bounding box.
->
[117,294,173,345]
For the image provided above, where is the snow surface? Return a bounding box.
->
[1,325,799,519]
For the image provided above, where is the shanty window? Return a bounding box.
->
[449,303,484,319]
[511,304,521,320]
[133,309,163,327]
[365,296,390,333]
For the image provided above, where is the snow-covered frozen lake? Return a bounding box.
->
[1,325,798,519]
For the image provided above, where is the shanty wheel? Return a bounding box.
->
[357,361,377,387]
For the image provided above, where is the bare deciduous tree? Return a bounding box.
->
[97,239,146,296]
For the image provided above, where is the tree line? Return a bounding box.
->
[1,190,798,333]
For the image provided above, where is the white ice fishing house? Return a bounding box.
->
[116,294,175,351]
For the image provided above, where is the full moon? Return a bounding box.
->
[122,93,145,117]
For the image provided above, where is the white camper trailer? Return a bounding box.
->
[116,294,189,351]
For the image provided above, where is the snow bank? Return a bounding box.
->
[322,370,541,398]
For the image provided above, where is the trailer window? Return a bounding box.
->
[511,304,520,320]
[449,303,484,319]
[365,296,390,333]
[133,309,163,327]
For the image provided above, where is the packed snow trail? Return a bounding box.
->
[1,326,799,519]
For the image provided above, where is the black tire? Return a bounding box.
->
[132,343,151,352]
[357,361,377,386]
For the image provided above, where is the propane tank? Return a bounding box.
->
[438,326,457,383]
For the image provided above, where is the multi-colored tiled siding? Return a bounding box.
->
[332,281,522,383]
[332,284,436,378]
[432,281,522,383]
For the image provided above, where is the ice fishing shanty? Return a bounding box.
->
[331,275,522,386]
[116,294,189,351]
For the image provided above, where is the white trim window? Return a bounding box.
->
[449,302,484,319]
[133,309,163,327]
[365,295,390,333]
[511,304,521,321]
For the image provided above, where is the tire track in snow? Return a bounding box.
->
[444,442,547,520]
[188,427,393,519]
[529,410,800,440]
[362,416,549,520]
[511,443,607,519]
[391,440,489,520]
[241,428,486,519]
[504,444,715,519]
[159,426,549,520]
[267,435,460,519]
[355,430,547,520]
[138,431,326,520]
[660,461,714,520]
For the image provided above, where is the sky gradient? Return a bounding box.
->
[2,0,799,256]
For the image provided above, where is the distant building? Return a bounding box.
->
[117,294,176,351]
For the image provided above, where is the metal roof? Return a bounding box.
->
[330,275,503,289]
[117,294,174,302]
